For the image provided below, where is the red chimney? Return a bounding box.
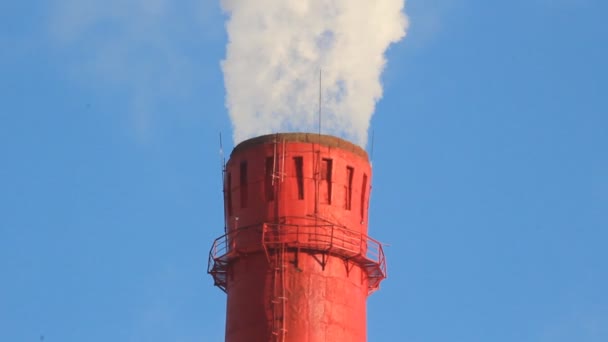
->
[208,133,386,341]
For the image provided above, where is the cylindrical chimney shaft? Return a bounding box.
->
[208,133,386,342]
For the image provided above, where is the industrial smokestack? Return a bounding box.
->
[208,133,386,341]
[221,1,408,146]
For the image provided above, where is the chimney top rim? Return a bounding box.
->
[231,133,368,160]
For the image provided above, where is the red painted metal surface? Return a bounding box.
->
[208,133,386,342]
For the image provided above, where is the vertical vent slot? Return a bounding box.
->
[294,156,304,200]
[361,173,368,221]
[345,166,354,210]
[320,158,333,204]
[226,172,232,216]
[240,161,248,208]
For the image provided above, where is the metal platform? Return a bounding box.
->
[207,221,386,294]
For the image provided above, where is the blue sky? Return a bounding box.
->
[1,1,607,341]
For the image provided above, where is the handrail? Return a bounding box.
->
[208,222,387,292]
[263,223,385,269]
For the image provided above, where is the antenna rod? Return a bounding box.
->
[219,132,227,233]
[370,129,375,166]
[318,69,322,137]
[219,132,225,172]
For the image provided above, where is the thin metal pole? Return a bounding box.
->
[370,129,375,167]
[220,132,227,234]
[318,69,322,137]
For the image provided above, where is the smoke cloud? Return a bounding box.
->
[221,0,408,147]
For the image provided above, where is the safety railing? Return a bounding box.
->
[207,233,232,292]
[207,222,387,293]
[262,223,386,292]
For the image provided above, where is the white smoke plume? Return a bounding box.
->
[221,0,409,147]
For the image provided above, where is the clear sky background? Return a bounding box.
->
[1,1,607,341]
